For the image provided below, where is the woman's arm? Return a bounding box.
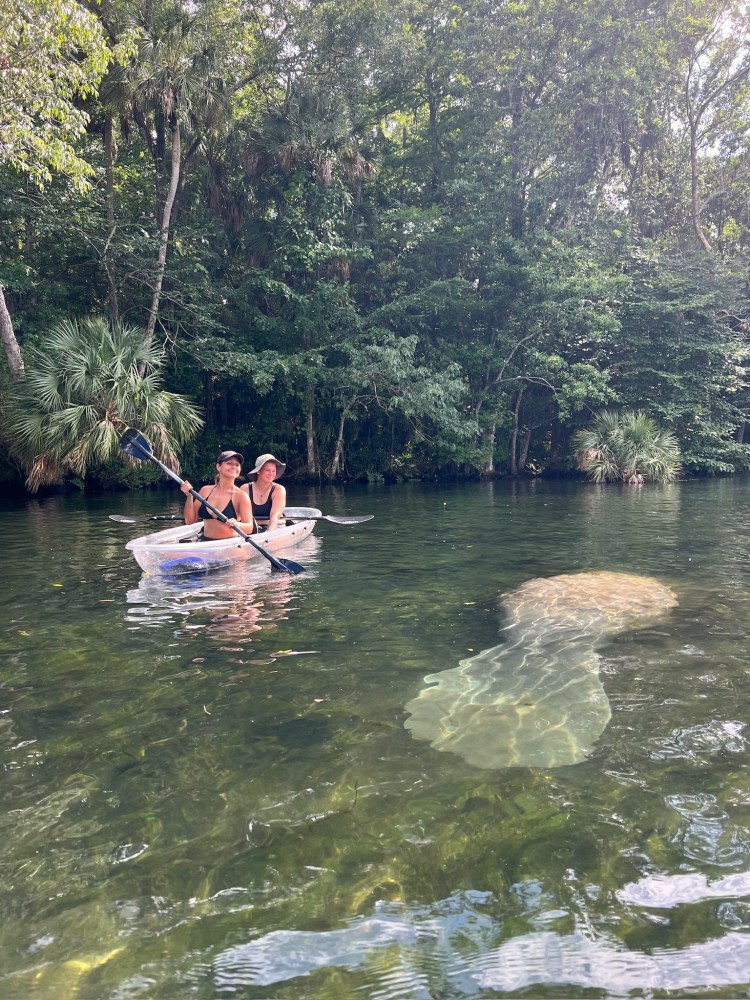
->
[181,481,202,524]
[268,483,287,529]
[229,489,256,534]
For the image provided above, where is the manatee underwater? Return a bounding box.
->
[404,571,677,769]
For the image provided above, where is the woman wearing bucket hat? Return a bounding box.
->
[240,453,287,532]
[180,450,256,539]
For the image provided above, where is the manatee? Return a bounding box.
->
[404,571,677,769]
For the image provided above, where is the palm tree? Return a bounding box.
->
[6,317,202,491]
[100,0,230,341]
[573,409,682,484]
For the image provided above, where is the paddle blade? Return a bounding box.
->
[272,558,305,575]
[120,427,153,461]
[109,515,137,523]
[284,513,374,525]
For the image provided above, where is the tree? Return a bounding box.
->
[677,0,750,253]
[323,332,471,478]
[0,0,113,380]
[0,0,111,188]
[5,317,202,490]
[601,244,750,473]
[100,0,232,341]
[196,68,379,473]
[4,0,750,483]
[573,409,682,483]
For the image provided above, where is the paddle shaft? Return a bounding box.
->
[121,431,302,574]
[112,512,372,525]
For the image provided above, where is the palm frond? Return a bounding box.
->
[6,316,202,491]
[573,409,682,484]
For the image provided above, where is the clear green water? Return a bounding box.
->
[2,478,750,998]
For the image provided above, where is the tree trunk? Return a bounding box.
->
[326,406,350,479]
[509,384,525,476]
[509,86,526,240]
[146,117,181,343]
[518,426,532,471]
[103,114,120,323]
[481,418,496,474]
[306,395,319,475]
[203,371,214,431]
[425,71,443,189]
[688,110,713,253]
[0,286,24,381]
[549,404,561,466]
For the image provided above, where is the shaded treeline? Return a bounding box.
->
[2,0,750,486]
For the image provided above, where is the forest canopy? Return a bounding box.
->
[2,0,750,488]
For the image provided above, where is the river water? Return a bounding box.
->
[2,478,750,998]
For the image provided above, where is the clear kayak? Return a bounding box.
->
[125,507,321,575]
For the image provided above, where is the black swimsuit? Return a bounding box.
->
[250,484,275,519]
[197,487,238,521]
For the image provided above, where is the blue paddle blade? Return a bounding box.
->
[120,427,152,460]
[272,559,305,575]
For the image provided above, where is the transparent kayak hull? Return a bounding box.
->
[125,507,321,575]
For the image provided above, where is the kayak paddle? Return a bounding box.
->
[119,428,305,575]
[109,514,182,523]
[285,513,373,525]
[110,512,373,525]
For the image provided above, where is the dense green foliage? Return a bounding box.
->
[2,0,750,488]
[0,0,114,189]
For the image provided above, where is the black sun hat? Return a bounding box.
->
[216,450,244,464]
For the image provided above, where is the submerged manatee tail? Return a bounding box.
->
[404,571,677,770]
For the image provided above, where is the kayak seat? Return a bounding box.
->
[179,530,205,542]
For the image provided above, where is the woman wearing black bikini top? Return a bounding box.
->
[240,453,287,532]
[180,450,255,539]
